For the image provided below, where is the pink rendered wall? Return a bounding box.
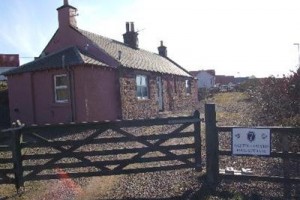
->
[32,69,72,125]
[7,73,35,125]
[73,66,121,122]
[7,67,120,125]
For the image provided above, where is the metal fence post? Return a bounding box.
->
[12,129,24,191]
[193,110,202,172]
[205,104,219,188]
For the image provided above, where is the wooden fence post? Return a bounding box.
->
[205,104,219,188]
[12,129,24,191]
[282,134,291,199]
[193,110,202,172]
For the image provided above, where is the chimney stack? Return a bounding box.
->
[158,41,167,57]
[123,22,139,49]
[57,0,78,28]
[126,22,130,32]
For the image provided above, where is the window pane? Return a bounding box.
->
[186,80,191,94]
[136,86,142,98]
[136,76,141,86]
[141,86,148,98]
[56,88,69,101]
[141,76,146,86]
[56,75,68,86]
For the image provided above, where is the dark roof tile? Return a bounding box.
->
[2,46,108,76]
[77,28,191,77]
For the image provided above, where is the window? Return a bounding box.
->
[136,75,148,99]
[174,77,177,93]
[185,79,192,94]
[54,74,69,103]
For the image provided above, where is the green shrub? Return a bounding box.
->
[0,81,7,91]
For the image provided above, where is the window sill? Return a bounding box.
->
[51,102,69,107]
[137,98,150,101]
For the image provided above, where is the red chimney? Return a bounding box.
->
[57,0,78,28]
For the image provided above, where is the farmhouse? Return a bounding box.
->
[3,0,197,125]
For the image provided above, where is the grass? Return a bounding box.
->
[210,92,250,105]
[204,92,255,126]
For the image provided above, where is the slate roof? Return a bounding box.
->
[76,28,191,77]
[2,46,108,76]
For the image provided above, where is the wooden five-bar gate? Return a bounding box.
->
[0,111,201,191]
[1,105,299,197]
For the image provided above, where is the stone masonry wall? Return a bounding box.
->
[120,69,197,119]
[162,76,197,115]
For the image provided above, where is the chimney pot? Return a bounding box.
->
[131,22,135,32]
[126,22,130,32]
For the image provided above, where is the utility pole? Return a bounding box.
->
[293,43,300,68]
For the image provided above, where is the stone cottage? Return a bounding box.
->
[3,0,197,125]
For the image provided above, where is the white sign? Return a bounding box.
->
[232,128,271,156]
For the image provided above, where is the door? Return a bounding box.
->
[157,76,164,111]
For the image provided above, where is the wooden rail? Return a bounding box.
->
[0,111,202,190]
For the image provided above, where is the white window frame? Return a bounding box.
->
[136,75,149,100]
[185,79,192,94]
[54,74,69,103]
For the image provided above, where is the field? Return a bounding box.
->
[0,92,299,199]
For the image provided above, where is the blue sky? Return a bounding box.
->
[1,0,300,77]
